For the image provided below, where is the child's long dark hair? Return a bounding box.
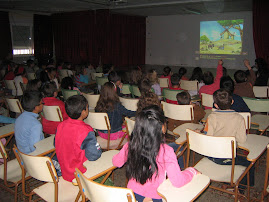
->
[126,105,166,184]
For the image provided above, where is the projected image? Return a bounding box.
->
[200,20,243,55]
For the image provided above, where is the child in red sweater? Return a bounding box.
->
[166,73,183,104]
[41,82,69,134]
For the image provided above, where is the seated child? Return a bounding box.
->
[137,79,161,114]
[166,73,183,104]
[160,66,172,87]
[203,89,253,191]
[147,69,161,96]
[108,71,123,96]
[234,59,256,98]
[199,60,223,96]
[167,91,205,131]
[15,91,44,154]
[178,67,188,80]
[61,76,81,94]
[55,95,102,182]
[41,82,69,134]
[74,65,93,94]
[113,105,198,202]
[189,67,205,96]
[95,82,135,140]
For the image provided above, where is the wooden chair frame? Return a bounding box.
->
[262,144,269,201]
[5,98,23,115]
[43,105,63,122]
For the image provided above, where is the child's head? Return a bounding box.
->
[130,67,143,85]
[176,91,191,105]
[65,95,88,120]
[95,82,119,112]
[27,59,34,68]
[61,77,74,90]
[190,67,203,82]
[163,66,171,76]
[213,89,233,110]
[178,67,187,76]
[171,73,180,86]
[234,70,247,83]
[108,71,121,85]
[138,78,151,93]
[220,76,234,93]
[42,81,57,97]
[203,71,214,85]
[126,105,166,184]
[14,66,26,76]
[26,79,42,91]
[76,65,86,75]
[147,69,158,84]
[22,91,43,113]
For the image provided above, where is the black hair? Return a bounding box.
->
[27,59,34,67]
[26,79,42,91]
[178,67,187,77]
[222,67,227,77]
[163,66,171,76]
[126,105,166,184]
[171,73,180,86]
[234,70,246,83]
[176,91,191,105]
[213,89,232,110]
[220,76,234,93]
[65,95,88,119]
[138,78,151,93]
[108,71,121,83]
[190,67,203,82]
[203,71,214,85]
[42,81,57,97]
[21,91,43,112]
[61,77,74,90]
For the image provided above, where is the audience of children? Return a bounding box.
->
[137,78,161,114]
[234,59,256,98]
[55,95,102,182]
[95,82,135,140]
[167,91,205,131]
[113,105,199,202]
[147,69,161,96]
[14,91,44,154]
[41,82,69,135]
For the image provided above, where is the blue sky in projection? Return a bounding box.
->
[200,20,243,41]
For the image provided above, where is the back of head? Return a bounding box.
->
[95,82,119,112]
[138,78,152,93]
[220,76,234,93]
[255,58,267,70]
[130,67,143,85]
[65,95,88,119]
[126,105,166,184]
[190,67,203,82]
[213,89,232,110]
[42,81,57,97]
[27,59,34,67]
[26,79,42,91]
[171,73,180,86]
[234,70,246,83]
[108,71,121,83]
[178,67,187,76]
[75,65,84,75]
[22,91,43,112]
[203,71,214,85]
[61,77,74,90]
[163,66,171,76]
[176,91,191,105]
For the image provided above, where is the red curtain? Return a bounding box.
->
[0,11,12,60]
[34,14,53,62]
[253,0,269,64]
[52,10,145,67]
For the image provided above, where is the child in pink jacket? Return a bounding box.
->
[112,105,198,201]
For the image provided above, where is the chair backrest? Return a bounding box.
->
[4,80,16,91]
[162,101,194,121]
[201,93,214,108]
[75,168,136,202]
[159,77,169,88]
[58,69,69,78]
[14,146,57,183]
[27,72,36,80]
[5,98,23,113]
[61,88,80,101]
[84,112,111,131]
[238,112,251,133]
[186,129,236,159]
[119,97,138,112]
[20,82,27,93]
[242,97,269,112]
[253,86,269,98]
[125,117,135,137]
[96,77,109,86]
[162,88,183,101]
[121,84,131,95]
[83,93,100,109]
[130,85,141,97]
[180,80,199,91]
[91,73,104,81]
[43,105,63,122]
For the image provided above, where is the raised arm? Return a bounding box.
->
[244,59,256,86]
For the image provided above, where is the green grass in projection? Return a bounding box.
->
[200,20,243,55]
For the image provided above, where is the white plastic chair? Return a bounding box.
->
[27,72,36,80]
[201,93,214,122]
[119,97,138,112]
[125,117,135,138]
[180,80,199,91]
[159,77,169,88]
[4,80,17,96]
[83,93,100,112]
[5,98,23,114]
[91,72,104,81]
[42,105,63,122]
[253,86,269,98]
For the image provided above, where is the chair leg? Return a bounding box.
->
[247,172,250,200]
[234,185,239,202]
[14,184,18,202]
